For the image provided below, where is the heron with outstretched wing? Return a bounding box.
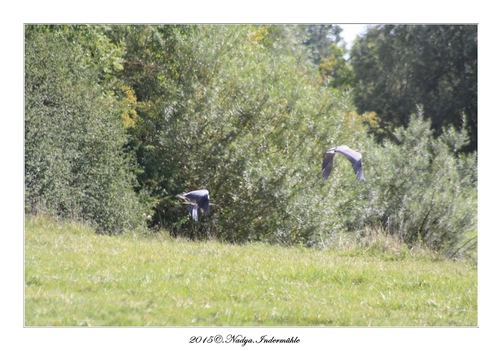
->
[176,189,213,221]
[322,145,366,182]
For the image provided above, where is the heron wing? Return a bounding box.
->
[198,193,210,215]
[353,159,365,182]
[176,194,195,205]
[179,189,210,218]
[191,190,210,215]
[322,152,336,179]
[188,204,199,221]
[334,146,364,181]
[180,190,208,203]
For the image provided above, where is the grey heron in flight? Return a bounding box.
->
[176,189,213,221]
[322,145,366,182]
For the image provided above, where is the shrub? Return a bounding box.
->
[348,112,477,253]
[25,27,145,234]
[135,25,367,243]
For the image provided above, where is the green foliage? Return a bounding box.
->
[24,24,477,254]
[112,25,366,243]
[348,113,477,253]
[296,24,343,65]
[351,25,477,152]
[319,44,354,89]
[291,24,354,89]
[25,26,145,234]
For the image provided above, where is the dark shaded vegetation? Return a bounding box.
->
[350,25,477,152]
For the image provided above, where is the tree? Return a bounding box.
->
[101,24,368,243]
[319,44,354,89]
[297,24,343,65]
[25,25,145,234]
[351,25,477,152]
[289,24,355,90]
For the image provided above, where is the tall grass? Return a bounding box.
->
[25,216,477,326]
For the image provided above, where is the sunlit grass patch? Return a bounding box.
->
[25,216,477,326]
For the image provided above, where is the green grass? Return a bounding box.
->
[25,215,477,326]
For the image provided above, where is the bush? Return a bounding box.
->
[112,25,477,255]
[125,25,368,243]
[25,27,145,234]
[347,112,477,253]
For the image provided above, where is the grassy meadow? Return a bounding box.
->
[25,215,477,326]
